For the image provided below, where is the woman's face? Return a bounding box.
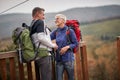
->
[55,16,65,28]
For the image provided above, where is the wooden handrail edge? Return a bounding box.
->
[80,41,86,47]
[117,36,120,40]
[0,51,17,59]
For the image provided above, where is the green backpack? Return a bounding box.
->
[12,27,49,63]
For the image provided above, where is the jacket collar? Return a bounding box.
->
[58,25,67,31]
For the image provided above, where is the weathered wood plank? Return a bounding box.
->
[63,70,68,80]
[80,42,89,80]
[0,41,89,80]
[76,51,82,80]
[0,59,7,80]
[117,36,120,77]
[18,60,24,80]
[27,62,33,80]
[9,57,16,80]
[0,51,17,59]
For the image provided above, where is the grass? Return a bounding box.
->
[0,38,15,52]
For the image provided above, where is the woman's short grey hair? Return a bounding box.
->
[55,14,67,22]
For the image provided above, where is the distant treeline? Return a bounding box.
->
[81,17,120,25]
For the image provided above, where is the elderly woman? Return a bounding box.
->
[50,14,78,80]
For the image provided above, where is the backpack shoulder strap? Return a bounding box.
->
[44,25,52,35]
[45,25,52,32]
[66,27,73,52]
[66,27,71,44]
[29,20,38,34]
[54,29,58,37]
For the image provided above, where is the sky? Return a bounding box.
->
[0,0,120,14]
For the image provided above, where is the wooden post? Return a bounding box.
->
[117,36,120,77]
[27,62,33,80]
[63,70,68,80]
[0,51,17,80]
[9,57,16,80]
[18,60,25,80]
[0,59,7,80]
[75,43,82,80]
[0,51,37,80]
[80,41,89,80]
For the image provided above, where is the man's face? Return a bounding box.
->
[36,11,45,20]
[55,17,64,27]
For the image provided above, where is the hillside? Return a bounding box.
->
[81,19,120,41]
[46,5,120,25]
[80,19,120,80]
[81,18,120,63]
[0,5,120,39]
[1,18,120,52]
[1,17,120,80]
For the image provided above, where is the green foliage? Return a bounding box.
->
[0,43,16,52]
[0,38,16,52]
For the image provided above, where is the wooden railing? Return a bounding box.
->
[0,42,89,80]
[0,51,35,80]
[117,36,120,77]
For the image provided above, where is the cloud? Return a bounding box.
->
[0,0,120,14]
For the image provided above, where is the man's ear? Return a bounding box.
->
[34,11,39,17]
[35,12,38,17]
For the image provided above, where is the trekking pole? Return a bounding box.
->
[51,49,56,80]
[18,39,23,63]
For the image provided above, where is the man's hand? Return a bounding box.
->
[53,43,58,50]
[60,46,70,55]
[52,40,58,50]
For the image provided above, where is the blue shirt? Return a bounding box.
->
[50,26,78,62]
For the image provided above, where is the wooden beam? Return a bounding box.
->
[117,36,120,77]
[0,51,17,59]
[18,59,25,80]
[9,57,16,80]
[0,59,7,80]
[75,44,82,80]
[27,62,33,80]
[80,41,89,80]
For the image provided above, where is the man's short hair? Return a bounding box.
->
[55,14,67,22]
[32,7,45,17]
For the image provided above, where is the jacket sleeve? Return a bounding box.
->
[32,20,55,48]
[50,30,56,40]
[37,32,55,48]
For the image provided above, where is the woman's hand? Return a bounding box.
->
[60,46,70,55]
